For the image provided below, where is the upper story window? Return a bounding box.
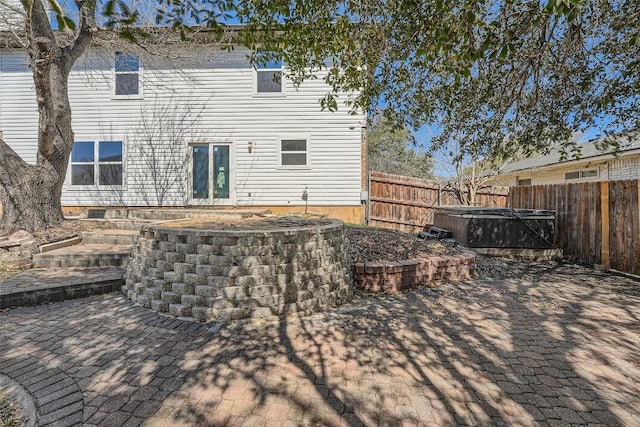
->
[71,141,123,186]
[114,52,140,96]
[565,169,598,180]
[256,59,283,94]
[280,139,308,167]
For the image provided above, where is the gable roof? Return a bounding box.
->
[500,136,640,174]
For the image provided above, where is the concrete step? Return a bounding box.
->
[128,208,270,221]
[0,267,124,309]
[32,244,133,268]
[75,219,151,230]
[84,208,130,219]
[129,210,188,220]
[81,230,140,245]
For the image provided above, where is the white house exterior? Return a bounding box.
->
[0,42,367,222]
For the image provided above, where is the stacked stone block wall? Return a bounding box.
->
[353,251,476,293]
[124,220,353,321]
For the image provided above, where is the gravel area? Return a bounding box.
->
[476,256,640,296]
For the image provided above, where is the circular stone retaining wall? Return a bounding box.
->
[124,219,352,321]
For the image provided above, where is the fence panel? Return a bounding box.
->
[508,181,602,265]
[608,180,640,275]
[369,171,509,233]
[510,179,640,275]
[372,174,638,275]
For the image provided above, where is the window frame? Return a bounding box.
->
[253,59,285,96]
[70,141,96,186]
[68,139,125,188]
[564,168,599,181]
[278,137,310,170]
[187,141,236,206]
[112,51,143,99]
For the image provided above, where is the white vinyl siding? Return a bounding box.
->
[0,51,39,164]
[0,47,364,208]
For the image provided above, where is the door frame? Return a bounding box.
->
[187,141,236,206]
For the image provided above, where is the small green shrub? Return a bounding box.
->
[0,390,25,427]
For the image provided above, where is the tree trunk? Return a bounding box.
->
[0,0,94,232]
[0,54,74,232]
[0,160,64,232]
[468,186,477,206]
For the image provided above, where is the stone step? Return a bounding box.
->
[76,219,151,230]
[0,267,124,309]
[84,208,130,219]
[39,237,83,253]
[32,244,133,268]
[128,208,270,221]
[81,230,140,245]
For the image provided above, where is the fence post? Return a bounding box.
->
[600,181,610,269]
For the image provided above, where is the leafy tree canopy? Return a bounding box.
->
[40,0,640,161]
[154,0,639,162]
[368,117,434,180]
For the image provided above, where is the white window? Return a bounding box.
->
[255,59,283,94]
[280,139,308,167]
[565,169,598,180]
[114,52,140,97]
[517,178,532,186]
[71,141,123,186]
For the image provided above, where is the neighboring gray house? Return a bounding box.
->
[493,137,640,186]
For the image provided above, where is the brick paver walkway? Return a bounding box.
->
[1,263,639,426]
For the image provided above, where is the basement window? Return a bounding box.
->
[71,141,123,186]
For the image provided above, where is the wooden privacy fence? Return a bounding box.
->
[369,171,509,233]
[509,180,640,276]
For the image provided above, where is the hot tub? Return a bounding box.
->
[433,207,555,249]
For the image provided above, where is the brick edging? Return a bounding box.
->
[0,336,84,426]
[353,250,477,292]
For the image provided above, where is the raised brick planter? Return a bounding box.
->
[353,251,476,292]
[124,219,352,321]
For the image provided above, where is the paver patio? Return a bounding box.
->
[1,262,639,426]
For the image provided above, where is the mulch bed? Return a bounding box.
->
[345,226,462,264]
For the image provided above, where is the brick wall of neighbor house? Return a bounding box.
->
[609,157,640,181]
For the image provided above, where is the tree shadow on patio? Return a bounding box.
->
[1,261,639,426]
